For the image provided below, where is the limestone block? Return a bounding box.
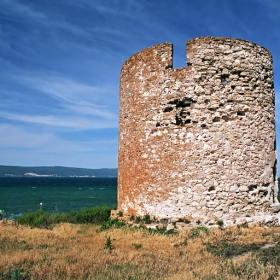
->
[235,217,247,224]
[207,220,216,225]
[272,203,280,213]
[191,201,199,207]
[166,223,175,231]
[214,211,223,218]
[230,185,238,192]
[200,201,207,207]
[239,186,249,192]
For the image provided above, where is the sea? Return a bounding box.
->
[0,177,117,219]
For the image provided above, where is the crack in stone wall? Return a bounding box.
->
[117,37,278,225]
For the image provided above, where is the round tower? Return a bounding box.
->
[118,37,278,224]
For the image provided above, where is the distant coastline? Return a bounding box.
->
[6,172,97,178]
[0,165,118,178]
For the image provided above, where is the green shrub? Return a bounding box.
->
[217,220,224,227]
[144,214,151,224]
[237,222,249,229]
[73,205,112,224]
[100,219,126,231]
[206,240,261,258]
[188,226,209,238]
[254,241,280,266]
[11,268,21,280]
[38,244,48,249]
[220,259,278,279]
[16,209,52,228]
[16,205,115,228]
[132,243,142,249]
[104,236,114,250]
[147,226,178,236]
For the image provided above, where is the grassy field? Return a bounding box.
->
[1,209,280,279]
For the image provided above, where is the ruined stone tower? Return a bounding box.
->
[117,37,278,224]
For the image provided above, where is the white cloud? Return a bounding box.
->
[1,0,48,22]
[0,124,53,149]
[0,124,116,152]
[17,74,114,105]
[72,0,143,19]
[1,72,119,129]
[0,124,117,168]
[1,0,88,38]
[65,104,117,120]
[0,112,117,130]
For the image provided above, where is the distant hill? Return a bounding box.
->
[0,165,118,177]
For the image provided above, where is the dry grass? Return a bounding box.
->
[1,221,280,279]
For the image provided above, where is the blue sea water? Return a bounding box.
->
[0,177,117,219]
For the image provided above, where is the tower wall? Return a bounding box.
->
[118,37,277,223]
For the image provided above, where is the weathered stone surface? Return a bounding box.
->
[272,203,280,213]
[117,36,278,225]
[166,223,175,231]
[175,222,190,230]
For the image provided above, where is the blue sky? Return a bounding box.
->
[0,0,280,168]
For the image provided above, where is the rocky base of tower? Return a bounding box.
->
[111,207,280,230]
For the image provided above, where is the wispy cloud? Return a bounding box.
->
[1,0,88,37]
[1,0,48,22]
[16,74,116,106]
[73,0,145,19]
[0,112,117,130]
[0,124,53,149]
[0,72,118,129]
[0,124,116,151]
[0,123,117,168]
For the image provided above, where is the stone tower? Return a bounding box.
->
[117,37,278,224]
